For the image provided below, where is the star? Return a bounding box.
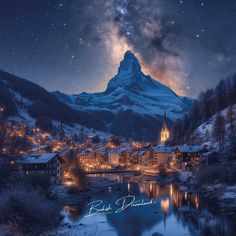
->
[79,38,84,45]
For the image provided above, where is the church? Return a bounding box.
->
[160,111,170,144]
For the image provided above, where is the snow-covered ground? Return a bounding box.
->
[7,88,111,139]
[196,104,236,150]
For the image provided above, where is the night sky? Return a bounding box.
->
[0,0,235,97]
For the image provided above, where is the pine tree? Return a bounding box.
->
[205,129,210,142]
[226,105,236,160]
[190,130,201,145]
[213,112,225,154]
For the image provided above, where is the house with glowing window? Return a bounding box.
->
[17,153,64,183]
[160,111,170,144]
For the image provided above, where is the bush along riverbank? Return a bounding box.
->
[0,160,62,235]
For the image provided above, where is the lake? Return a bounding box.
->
[58,173,235,236]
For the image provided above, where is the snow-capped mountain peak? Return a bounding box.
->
[118,50,141,74]
[53,50,195,141]
[106,51,177,98]
[107,50,144,91]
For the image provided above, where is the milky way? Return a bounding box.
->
[0,0,235,97]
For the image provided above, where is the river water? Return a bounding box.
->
[58,173,235,236]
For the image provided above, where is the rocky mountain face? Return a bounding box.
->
[54,51,194,141]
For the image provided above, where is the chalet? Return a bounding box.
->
[153,146,174,166]
[17,153,63,183]
[171,145,206,170]
[93,147,108,164]
[30,144,51,154]
[108,149,124,166]
[141,148,156,166]
[131,150,142,165]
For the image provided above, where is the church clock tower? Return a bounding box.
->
[160,111,170,144]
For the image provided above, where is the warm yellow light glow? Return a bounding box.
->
[184,192,188,200]
[195,195,199,209]
[160,130,170,143]
[161,198,170,213]
[170,184,173,196]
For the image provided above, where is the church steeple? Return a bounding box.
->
[162,111,168,130]
[160,111,170,144]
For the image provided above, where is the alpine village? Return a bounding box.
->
[0,51,236,235]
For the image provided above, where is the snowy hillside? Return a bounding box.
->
[0,70,110,137]
[195,104,236,150]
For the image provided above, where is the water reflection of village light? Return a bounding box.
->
[149,183,153,193]
[184,192,188,200]
[127,182,130,192]
[161,198,170,213]
[169,184,173,196]
[195,195,199,208]
[140,185,144,194]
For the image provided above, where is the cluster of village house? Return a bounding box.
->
[15,143,218,184]
[5,114,218,185]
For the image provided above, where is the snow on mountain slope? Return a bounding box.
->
[55,51,194,121]
[54,51,195,141]
[6,83,111,139]
[0,70,109,134]
[195,104,236,150]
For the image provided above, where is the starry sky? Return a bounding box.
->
[0,0,235,97]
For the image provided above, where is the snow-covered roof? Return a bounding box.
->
[31,145,50,151]
[201,151,217,158]
[93,146,107,153]
[132,150,140,155]
[109,149,125,154]
[177,145,204,153]
[153,146,174,153]
[18,153,58,164]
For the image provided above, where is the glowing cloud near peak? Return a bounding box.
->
[104,23,187,96]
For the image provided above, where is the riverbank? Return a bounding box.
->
[54,170,236,214]
[153,170,236,214]
[54,171,236,236]
[52,173,126,206]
